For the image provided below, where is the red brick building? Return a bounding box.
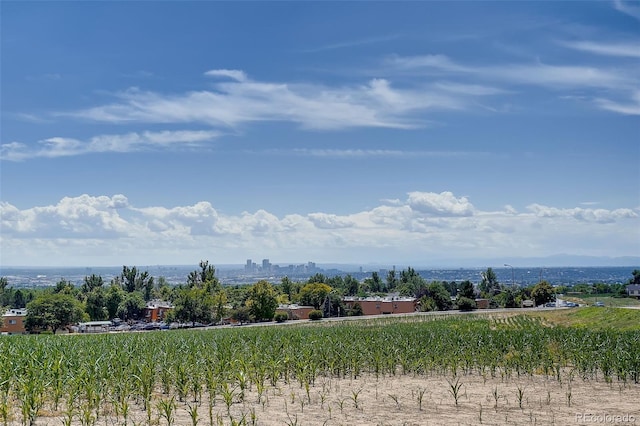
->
[144,301,174,323]
[343,296,417,316]
[1,308,27,334]
[277,304,315,320]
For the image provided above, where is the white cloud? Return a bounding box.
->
[1,192,638,265]
[1,195,132,238]
[594,90,640,115]
[385,53,638,114]
[490,62,630,89]
[204,69,248,82]
[66,71,499,131]
[527,203,638,223]
[387,54,470,73]
[407,191,475,217]
[308,213,354,229]
[0,130,220,161]
[389,54,633,89]
[614,0,640,20]
[561,40,640,58]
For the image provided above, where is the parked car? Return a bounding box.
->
[594,301,605,307]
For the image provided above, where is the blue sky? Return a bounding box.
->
[1,1,639,267]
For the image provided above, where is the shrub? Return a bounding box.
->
[308,310,323,321]
[274,311,288,323]
[457,297,477,311]
[348,303,363,316]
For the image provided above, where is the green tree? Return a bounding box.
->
[629,270,640,285]
[105,284,125,319]
[187,260,221,293]
[116,292,146,322]
[363,272,383,293]
[323,291,345,317]
[0,277,9,307]
[53,279,75,295]
[121,266,154,299]
[348,302,364,316]
[419,296,437,312]
[85,288,108,321]
[308,273,328,284]
[172,287,213,326]
[458,280,475,299]
[280,276,294,299]
[25,293,85,334]
[457,297,477,311]
[417,282,452,311]
[397,267,427,297]
[479,267,500,294]
[385,269,398,292]
[13,289,26,309]
[81,274,104,294]
[495,288,517,308]
[343,275,360,296]
[231,306,251,325]
[531,281,554,307]
[156,277,173,301]
[246,280,278,321]
[299,283,332,309]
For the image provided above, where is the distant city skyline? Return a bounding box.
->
[1,2,639,267]
[0,264,635,290]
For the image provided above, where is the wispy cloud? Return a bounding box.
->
[594,90,640,115]
[66,74,491,131]
[387,54,470,73]
[258,148,489,159]
[385,53,638,114]
[1,130,220,161]
[299,34,403,53]
[614,0,640,20]
[387,53,633,89]
[204,69,248,82]
[560,40,640,58]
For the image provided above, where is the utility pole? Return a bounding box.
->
[504,264,515,287]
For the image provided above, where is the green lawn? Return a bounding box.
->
[527,306,640,331]
[565,294,640,308]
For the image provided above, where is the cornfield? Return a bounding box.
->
[0,315,638,425]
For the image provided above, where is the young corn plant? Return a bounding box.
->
[187,402,199,426]
[447,378,463,407]
[515,385,526,409]
[416,388,427,411]
[157,396,176,426]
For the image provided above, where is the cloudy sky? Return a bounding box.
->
[1,1,639,267]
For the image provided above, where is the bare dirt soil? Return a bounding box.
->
[24,372,640,426]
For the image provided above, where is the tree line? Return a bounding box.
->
[1,266,638,334]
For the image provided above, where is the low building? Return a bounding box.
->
[1,308,27,334]
[475,298,490,309]
[343,296,417,316]
[277,304,314,320]
[627,284,640,298]
[77,321,112,333]
[144,301,174,323]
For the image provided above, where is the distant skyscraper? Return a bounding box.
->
[245,259,252,272]
[262,259,271,271]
